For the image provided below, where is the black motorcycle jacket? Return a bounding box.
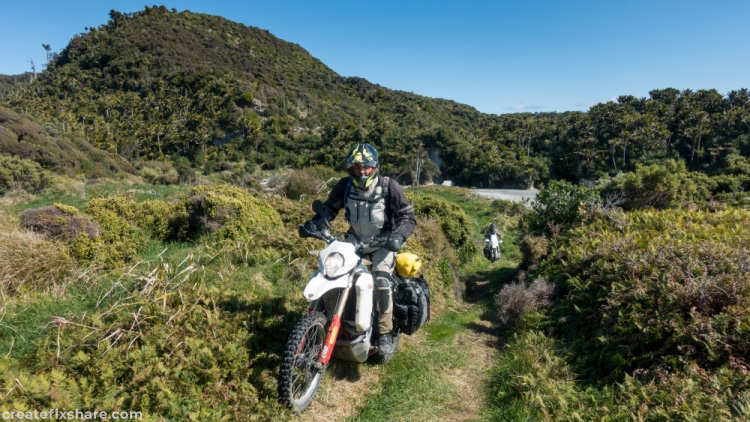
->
[314,175,416,242]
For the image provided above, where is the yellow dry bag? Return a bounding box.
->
[395,253,422,278]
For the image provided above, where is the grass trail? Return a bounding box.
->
[339,261,513,422]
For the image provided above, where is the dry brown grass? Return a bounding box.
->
[0,212,77,296]
[19,206,99,240]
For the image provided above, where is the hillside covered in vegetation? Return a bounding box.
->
[1,5,750,421]
[1,6,749,191]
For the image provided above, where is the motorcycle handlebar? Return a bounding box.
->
[298,224,393,251]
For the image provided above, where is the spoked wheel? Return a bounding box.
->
[278,311,328,413]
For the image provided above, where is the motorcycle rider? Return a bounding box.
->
[484,223,501,260]
[302,143,416,354]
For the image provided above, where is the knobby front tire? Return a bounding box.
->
[278,311,328,413]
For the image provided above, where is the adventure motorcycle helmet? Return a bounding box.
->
[346,143,379,189]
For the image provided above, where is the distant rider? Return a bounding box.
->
[484,223,501,259]
[302,143,416,354]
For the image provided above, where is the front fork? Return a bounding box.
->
[314,277,353,366]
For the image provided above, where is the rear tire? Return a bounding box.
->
[278,312,328,413]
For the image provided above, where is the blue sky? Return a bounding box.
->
[2,1,749,114]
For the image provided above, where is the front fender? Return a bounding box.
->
[303,272,348,302]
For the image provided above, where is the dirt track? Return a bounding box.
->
[471,188,539,203]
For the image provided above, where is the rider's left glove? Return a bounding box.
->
[385,233,404,252]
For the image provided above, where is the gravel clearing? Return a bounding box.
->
[471,189,539,203]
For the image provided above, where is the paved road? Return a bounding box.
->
[471,188,539,203]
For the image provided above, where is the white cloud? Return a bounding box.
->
[506,103,545,112]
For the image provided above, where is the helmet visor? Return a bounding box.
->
[349,163,376,176]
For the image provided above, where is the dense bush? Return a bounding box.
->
[408,193,477,264]
[282,169,326,200]
[0,154,52,194]
[79,200,146,268]
[519,234,549,268]
[83,197,183,241]
[521,180,600,237]
[0,257,289,420]
[304,165,342,189]
[184,185,285,265]
[491,199,528,217]
[540,208,750,384]
[173,156,196,184]
[489,330,750,421]
[598,160,714,210]
[137,160,179,185]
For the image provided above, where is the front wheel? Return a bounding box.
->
[278,312,328,413]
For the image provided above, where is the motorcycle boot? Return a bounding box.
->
[378,333,395,354]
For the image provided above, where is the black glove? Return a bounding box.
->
[299,219,320,238]
[372,230,390,247]
[385,233,405,252]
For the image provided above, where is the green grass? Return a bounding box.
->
[0,179,191,216]
[351,309,477,422]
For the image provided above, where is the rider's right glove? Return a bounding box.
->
[299,219,320,238]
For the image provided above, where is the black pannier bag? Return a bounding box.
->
[393,276,430,335]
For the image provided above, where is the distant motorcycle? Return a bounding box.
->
[483,232,501,262]
[278,201,401,413]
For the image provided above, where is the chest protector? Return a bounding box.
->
[345,177,389,240]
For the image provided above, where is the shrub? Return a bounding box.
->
[541,208,750,383]
[519,234,549,268]
[495,278,554,326]
[174,157,196,184]
[0,154,52,194]
[712,174,747,193]
[183,185,284,265]
[491,199,528,217]
[283,169,326,200]
[598,159,714,209]
[1,257,290,420]
[138,166,161,183]
[19,204,99,240]
[489,330,750,421]
[305,165,342,189]
[82,199,149,268]
[0,212,75,294]
[154,172,179,185]
[408,193,477,264]
[83,197,183,241]
[522,180,600,237]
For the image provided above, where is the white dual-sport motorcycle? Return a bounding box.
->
[277,200,401,413]
[484,232,501,262]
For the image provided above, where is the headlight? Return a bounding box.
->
[323,252,345,278]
